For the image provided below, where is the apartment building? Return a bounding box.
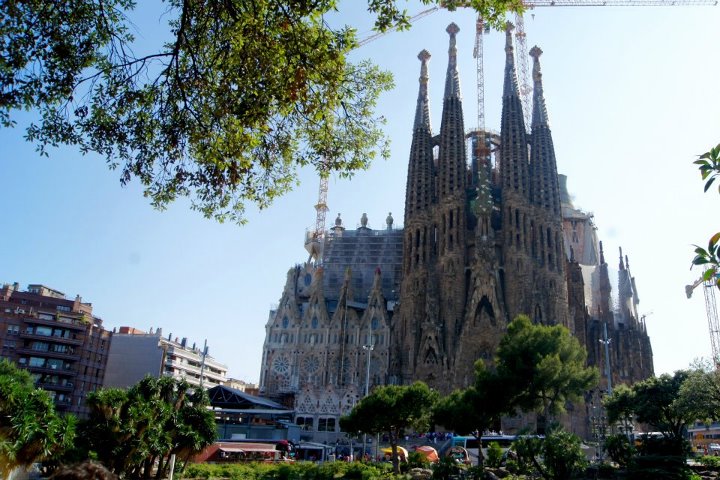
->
[0,283,112,417]
[103,326,227,389]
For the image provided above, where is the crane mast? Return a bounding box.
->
[686,272,720,366]
[514,13,533,128]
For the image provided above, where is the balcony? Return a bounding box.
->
[25,365,77,377]
[36,382,74,392]
[54,398,73,409]
[19,331,83,345]
[16,347,81,361]
[166,360,202,375]
[25,316,87,331]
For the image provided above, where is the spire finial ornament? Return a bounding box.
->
[505,21,515,55]
[414,50,432,129]
[529,45,549,128]
[444,23,461,99]
[502,22,520,97]
[529,46,543,82]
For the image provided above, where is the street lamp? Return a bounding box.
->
[599,322,612,394]
[363,343,375,396]
[362,343,375,458]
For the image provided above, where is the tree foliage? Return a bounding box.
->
[339,381,438,474]
[0,359,76,478]
[433,360,510,466]
[676,360,720,424]
[604,434,635,469]
[511,429,588,480]
[495,315,598,423]
[692,143,720,288]
[76,375,216,478]
[605,371,694,457]
[1,0,523,224]
[602,384,636,434]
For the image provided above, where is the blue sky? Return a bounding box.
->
[1,2,719,382]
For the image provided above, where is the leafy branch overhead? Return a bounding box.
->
[692,143,720,288]
[1,0,523,224]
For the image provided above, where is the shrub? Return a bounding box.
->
[698,455,720,468]
[179,461,394,480]
[408,451,431,470]
[431,456,463,480]
[542,429,589,480]
[605,434,636,468]
[511,435,542,476]
[628,455,692,480]
[486,442,504,468]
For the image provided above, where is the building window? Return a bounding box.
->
[7,325,20,335]
[296,416,314,431]
[35,326,52,336]
[32,342,49,352]
[56,305,71,312]
[28,357,45,367]
[47,359,63,370]
[318,418,335,432]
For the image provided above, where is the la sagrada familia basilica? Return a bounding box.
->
[259,22,653,441]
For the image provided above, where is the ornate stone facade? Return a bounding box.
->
[259,22,654,440]
[260,218,401,440]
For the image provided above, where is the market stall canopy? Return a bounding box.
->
[381,446,408,459]
[415,445,439,462]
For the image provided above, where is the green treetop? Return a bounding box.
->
[0,359,76,478]
[1,0,523,224]
[340,381,438,474]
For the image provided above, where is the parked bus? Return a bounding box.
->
[451,435,518,449]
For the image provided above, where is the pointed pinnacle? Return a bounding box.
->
[505,21,515,54]
[529,46,543,83]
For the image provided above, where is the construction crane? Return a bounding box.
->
[305,7,441,265]
[686,271,720,366]
[509,0,717,126]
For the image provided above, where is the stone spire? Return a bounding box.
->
[618,247,639,323]
[414,50,432,130]
[404,50,435,223]
[528,45,561,215]
[530,46,549,129]
[437,23,467,202]
[444,23,461,100]
[598,241,612,318]
[500,22,530,199]
[503,22,520,100]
